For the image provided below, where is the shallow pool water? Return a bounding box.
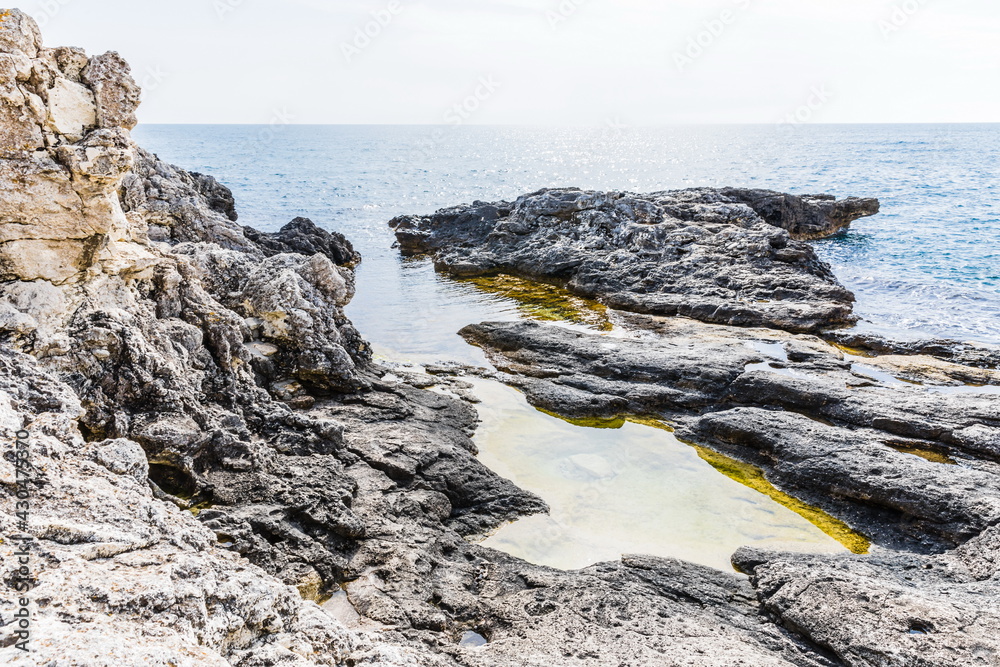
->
[470,378,863,572]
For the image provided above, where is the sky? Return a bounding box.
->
[21,0,1000,125]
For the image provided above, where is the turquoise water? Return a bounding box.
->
[134,124,1000,349]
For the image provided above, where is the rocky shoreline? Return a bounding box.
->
[2,9,998,667]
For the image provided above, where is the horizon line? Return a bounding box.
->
[134,121,1000,127]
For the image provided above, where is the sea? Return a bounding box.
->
[133,124,1000,571]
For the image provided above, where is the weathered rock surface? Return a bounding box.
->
[390,187,879,333]
[245,217,361,268]
[4,9,997,667]
[826,329,1000,372]
[0,12,863,667]
[456,306,1000,665]
[733,525,1000,667]
[0,350,440,666]
[0,11,532,665]
[460,317,1000,548]
[718,188,880,240]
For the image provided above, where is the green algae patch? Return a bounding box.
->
[536,410,677,432]
[829,342,878,358]
[188,500,215,517]
[886,442,957,465]
[692,445,872,555]
[537,410,627,429]
[459,273,613,331]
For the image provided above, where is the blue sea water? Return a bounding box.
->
[133,124,1000,353]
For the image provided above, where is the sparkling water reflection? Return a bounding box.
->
[134,124,1000,347]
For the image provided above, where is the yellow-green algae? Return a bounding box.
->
[692,445,871,555]
[458,273,613,331]
[829,342,878,358]
[533,405,870,554]
[537,409,676,432]
[886,442,957,465]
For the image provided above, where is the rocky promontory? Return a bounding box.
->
[3,8,999,667]
[390,187,879,333]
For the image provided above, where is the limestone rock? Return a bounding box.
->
[245,217,361,267]
[733,540,1000,667]
[0,11,550,665]
[0,9,41,58]
[719,187,880,240]
[81,51,141,130]
[45,76,96,138]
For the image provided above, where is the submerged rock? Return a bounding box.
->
[390,187,879,333]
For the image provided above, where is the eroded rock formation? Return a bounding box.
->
[389,187,879,333]
[3,8,998,667]
[451,284,1000,664]
[0,10,543,665]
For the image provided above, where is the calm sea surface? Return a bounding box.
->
[134,124,1000,350]
[132,124,1000,570]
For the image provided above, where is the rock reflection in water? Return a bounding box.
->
[472,378,864,572]
[457,273,613,331]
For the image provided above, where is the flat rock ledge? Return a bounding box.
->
[390,187,879,333]
[457,311,1000,666]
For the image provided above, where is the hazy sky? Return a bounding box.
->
[23,0,1000,125]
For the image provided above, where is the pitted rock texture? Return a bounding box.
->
[718,188,880,240]
[0,11,536,665]
[733,527,1000,667]
[245,217,361,268]
[390,187,879,333]
[0,350,449,667]
[460,317,1000,550]
[4,9,997,667]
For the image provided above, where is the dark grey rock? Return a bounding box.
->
[719,188,880,240]
[190,170,239,221]
[244,217,362,268]
[391,187,880,333]
[733,529,1000,667]
[826,330,1000,370]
